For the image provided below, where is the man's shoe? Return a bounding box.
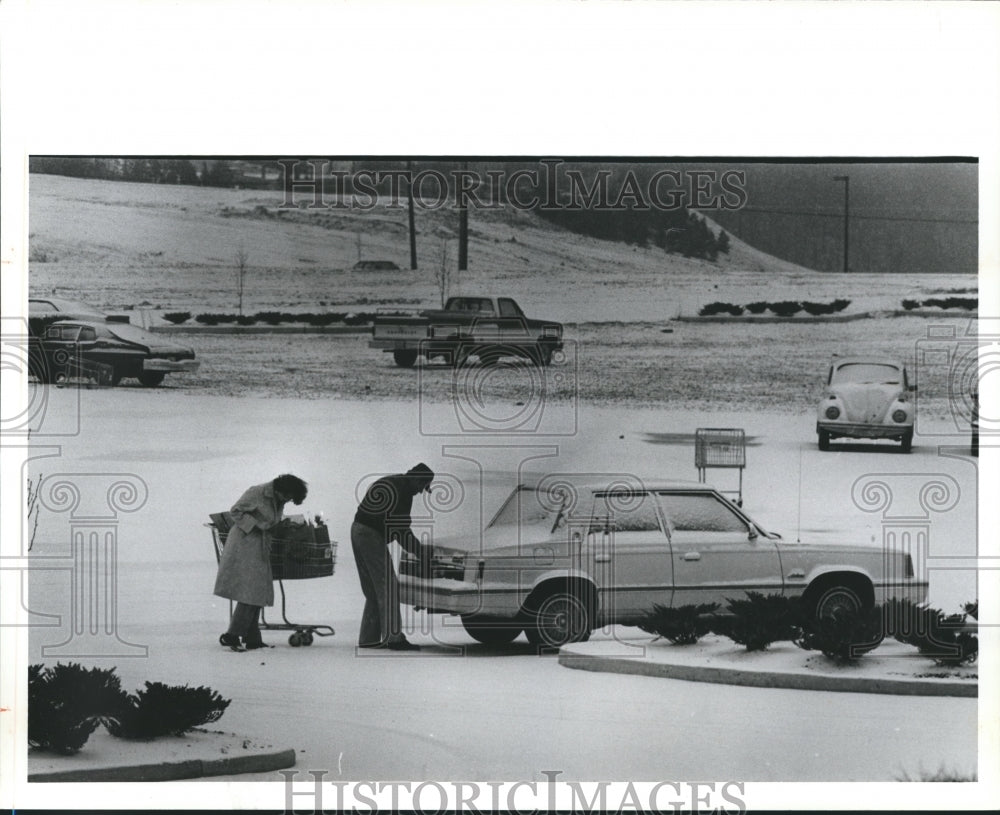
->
[244,638,272,650]
[387,639,421,651]
[219,633,245,652]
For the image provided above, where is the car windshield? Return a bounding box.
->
[488,487,559,530]
[832,362,902,385]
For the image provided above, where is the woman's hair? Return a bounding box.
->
[273,473,308,505]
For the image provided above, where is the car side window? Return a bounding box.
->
[498,298,522,318]
[658,492,749,534]
[592,491,662,532]
[78,327,97,342]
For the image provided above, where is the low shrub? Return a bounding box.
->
[802,301,834,316]
[29,663,128,755]
[711,592,802,651]
[236,314,256,325]
[795,605,884,663]
[163,311,191,325]
[107,682,231,740]
[830,298,851,312]
[637,603,720,645]
[885,598,978,667]
[744,301,769,314]
[306,313,341,327]
[698,301,744,317]
[343,312,375,326]
[253,311,285,325]
[767,300,802,317]
[195,313,222,325]
[901,299,920,310]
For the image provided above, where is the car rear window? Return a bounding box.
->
[832,363,902,385]
[658,493,749,533]
[593,491,661,532]
[489,487,557,529]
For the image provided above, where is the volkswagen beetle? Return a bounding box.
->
[816,356,915,452]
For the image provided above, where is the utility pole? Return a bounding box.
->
[407,160,417,269]
[833,175,850,272]
[458,161,469,271]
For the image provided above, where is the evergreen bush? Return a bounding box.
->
[767,300,802,317]
[830,298,851,312]
[195,313,222,325]
[802,301,834,316]
[163,311,191,325]
[107,681,231,740]
[698,302,744,317]
[795,605,884,663]
[885,598,978,667]
[744,301,769,314]
[637,603,720,644]
[901,299,920,310]
[711,592,802,651]
[28,663,128,755]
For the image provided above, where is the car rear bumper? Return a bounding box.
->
[144,358,200,373]
[399,576,522,617]
[817,421,911,440]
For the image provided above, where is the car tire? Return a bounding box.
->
[137,370,166,387]
[460,614,522,645]
[525,590,592,648]
[534,343,554,367]
[808,583,864,620]
[900,429,913,453]
[817,430,830,451]
[393,349,418,368]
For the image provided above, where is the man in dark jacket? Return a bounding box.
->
[351,463,435,650]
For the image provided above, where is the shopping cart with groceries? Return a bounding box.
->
[208,512,337,646]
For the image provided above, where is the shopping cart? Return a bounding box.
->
[208,512,337,646]
[694,427,746,506]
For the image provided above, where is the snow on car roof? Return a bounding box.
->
[832,356,905,368]
[518,476,710,493]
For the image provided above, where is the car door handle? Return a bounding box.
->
[594,554,611,563]
[681,552,701,562]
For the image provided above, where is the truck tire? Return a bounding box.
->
[393,349,418,368]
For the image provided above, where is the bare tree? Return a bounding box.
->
[26,473,41,551]
[235,248,249,316]
[435,240,451,307]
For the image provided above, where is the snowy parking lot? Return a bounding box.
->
[22,386,979,782]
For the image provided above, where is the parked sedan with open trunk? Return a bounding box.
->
[398,477,928,648]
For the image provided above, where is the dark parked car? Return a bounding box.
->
[34,320,200,387]
[352,260,400,271]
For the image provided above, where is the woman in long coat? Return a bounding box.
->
[214,473,308,650]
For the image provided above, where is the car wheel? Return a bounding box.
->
[900,429,913,453]
[452,343,471,368]
[817,430,830,451]
[461,614,522,645]
[393,349,418,368]
[810,584,864,620]
[526,591,592,648]
[534,343,554,366]
[137,370,166,387]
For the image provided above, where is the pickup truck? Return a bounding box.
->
[369,296,564,367]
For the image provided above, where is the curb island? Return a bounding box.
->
[558,640,976,698]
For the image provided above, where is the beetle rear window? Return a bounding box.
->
[832,363,902,385]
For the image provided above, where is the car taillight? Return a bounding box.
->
[892,409,907,423]
[825,406,841,420]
